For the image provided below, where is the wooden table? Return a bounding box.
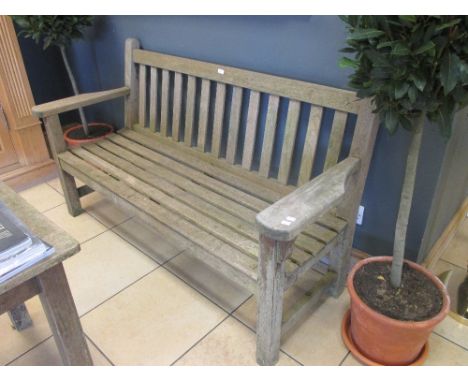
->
[0,182,92,365]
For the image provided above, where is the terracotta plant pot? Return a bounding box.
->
[64,122,113,147]
[346,256,450,365]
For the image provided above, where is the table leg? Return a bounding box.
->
[36,262,93,366]
[8,303,33,331]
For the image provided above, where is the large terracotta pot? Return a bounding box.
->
[347,256,450,365]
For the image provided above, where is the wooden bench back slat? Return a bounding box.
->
[225,86,243,164]
[127,44,371,187]
[258,95,280,178]
[277,100,301,184]
[212,83,226,157]
[198,78,211,151]
[138,65,147,128]
[298,106,323,186]
[149,67,158,132]
[160,69,170,137]
[323,110,348,172]
[172,72,183,141]
[184,75,196,146]
[241,90,261,170]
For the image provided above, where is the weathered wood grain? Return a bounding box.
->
[124,38,140,129]
[256,156,360,241]
[197,79,211,151]
[298,106,323,186]
[172,72,183,141]
[211,82,226,157]
[256,234,292,366]
[258,95,280,178]
[133,49,359,113]
[138,64,147,127]
[323,110,348,171]
[225,86,243,164]
[160,69,170,137]
[184,75,196,146]
[43,115,83,217]
[31,87,130,119]
[37,263,92,365]
[149,67,158,132]
[242,90,260,170]
[277,100,301,184]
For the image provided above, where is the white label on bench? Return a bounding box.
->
[217,68,225,75]
[286,216,296,222]
[281,220,292,226]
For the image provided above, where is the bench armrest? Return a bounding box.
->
[256,157,361,241]
[31,87,130,118]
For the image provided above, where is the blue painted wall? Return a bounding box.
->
[22,16,447,260]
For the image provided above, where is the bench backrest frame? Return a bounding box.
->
[124,37,378,193]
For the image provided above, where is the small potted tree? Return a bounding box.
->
[13,16,113,145]
[339,15,467,365]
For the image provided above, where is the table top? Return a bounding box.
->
[0,182,80,294]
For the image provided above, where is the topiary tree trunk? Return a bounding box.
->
[390,112,425,287]
[59,45,89,136]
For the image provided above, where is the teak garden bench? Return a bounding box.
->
[32,38,378,365]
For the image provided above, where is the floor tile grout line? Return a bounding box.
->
[225,313,305,366]
[161,261,246,316]
[433,331,468,352]
[279,349,304,366]
[34,202,66,215]
[4,334,53,366]
[169,314,231,366]
[159,248,189,266]
[78,265,160,319]
[109,223,186,267]
[76,227,112,247]
[84,333,115,366]
[229,293,254,316]
[338,351,351,366]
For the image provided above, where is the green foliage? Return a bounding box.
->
[340,16,468,138]
[12,16,93,50]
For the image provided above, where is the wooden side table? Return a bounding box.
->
[0,182,92,365]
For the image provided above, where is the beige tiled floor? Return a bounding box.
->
[0,178,467,366]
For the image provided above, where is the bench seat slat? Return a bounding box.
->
[94,139,324,256]
[77,143,324,265]
[118,129,346,239]
[59,150,260,285]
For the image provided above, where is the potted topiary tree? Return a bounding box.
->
[13,16,113,145]
[339,15,467,365]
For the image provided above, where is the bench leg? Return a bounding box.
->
[37,263,92,366]
[8,303,33,331]
[327,231,350,298]
[256,234,293,366]
[59,170,83,217]
[43,114,83,217]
